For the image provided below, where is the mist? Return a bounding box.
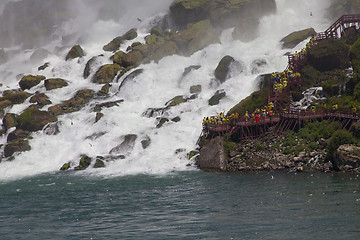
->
[0,0,173,49]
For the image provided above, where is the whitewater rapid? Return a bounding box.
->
[0,0,332,181]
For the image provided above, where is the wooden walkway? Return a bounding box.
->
[202,14,360,142]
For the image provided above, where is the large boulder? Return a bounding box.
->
[103,29,138,52]
[7,129,31,142]
[308,38,350,72]
[335,144,360,170]
[1,91,31,105]
[19,75,46,90]
[48,89,95,115]
[214,55,235,83]
[209,89,226,106]
[170,0,276,29]
[29,93,52,106]
[65,45,85,61]
[4,139,31,158]
[74,155,92,170]
[16,107,57,132]
[117,51,143,68]
[3,113,17,131]
[92,64,121,84]
[198,136,227,171]
[44,78,68,90]
[109,134,137,155]
[281,28,317,49]
[172,19,220,56]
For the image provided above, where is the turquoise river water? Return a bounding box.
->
[1,171,360,239]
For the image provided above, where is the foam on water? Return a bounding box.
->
[0,0,332,181]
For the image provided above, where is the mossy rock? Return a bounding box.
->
[119,51,143,68]
[55,89,95,115]
[281,28,316,49]
[19,75,46,90]
[0,100,12,116]
[131,44,150,57]
[7,129,31,142]
[93,100,124,112]
[150,41,179,62]
[29,93,52,106]
[150,27,164,37]
[95,112,104,123]
[190,85,202,94]
[92,64,121,84]
[145,34,166,52]
[113,51,126,65]
[60,162,71,171]
[172,19,220,56]
[141,136,151,149]
[171,116,181,122]
[1,91,31,105]
[97,83,112,96]
[116,66,135,82]
[65,45,85,61]
[44,78,68,90]
[38,62,50,71]
[156,118,170,128]
[4,139,31,158]
[308,38,350,72]
[74,155,92,171]
[165,95,188,108]
[94,158,105,168]
[209,89,226,106]
[103,29,138,52]
[16,106,57,132]
[215,55,235,83]
[3,113,17,131]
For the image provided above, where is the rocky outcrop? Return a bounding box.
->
[281,28,317,49]
[103,29,138,52]
[29,93,52,106]
[3,113,17,131]
[209,89,226,106]
[308,38,350,72]
[1,91,31,105]
[44,78,68,90]
[16,106,57,132]
[109,134,137,155]
[198,136,227,171]
[74,155,92,170]
[48,89,95,115]
[65,45,85,61]
[19,75,46,90]
[335,144,360,171]
[215,55,235,83]
[92,64,121,84]
[4,139,31,158]
[169,0,276,29]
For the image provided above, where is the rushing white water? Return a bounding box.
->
[0,0,332,181]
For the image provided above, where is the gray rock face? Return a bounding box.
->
[214,55,235,83]
[198,136,227,171]
[209,89,226,106]
[336,144,360,170]
[109,134,137,155]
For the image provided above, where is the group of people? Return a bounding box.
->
[271,70,301,93]
[203,112,240,126]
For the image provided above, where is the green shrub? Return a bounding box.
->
[326,130,354,163]
[224,140,236,155]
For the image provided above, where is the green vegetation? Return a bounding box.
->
[224,140,236,155]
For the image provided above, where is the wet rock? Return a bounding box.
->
[92,64,121,84]
[150,40,179,62]
[215,55,235,83]
[74,155,92,171]
[4,139,31,158]
[143,108,165,118]
[281,28,316,49]
[109,134,137,155]
[0,100,12,117]
[38,62,50,71]
[198,136,227,171]
[83,56,99,79]
[7,129,31,142]
[190,85,202,94]
[171,116,181,122]
[103,28,138,52]
[1,91,31,105]
[156,118,169,128]
[65,45,85,61]
[182,65,201,78]
[93,100,124,112]
[60,162,71,171]
[172,19,220,56]
[97,83,112,96]
[165,95,188,108]
[49,89,95,115]
[19,75,46,90]
[335,144,360,170]
[118,69,144,90]
[29,93,52,106]
[44,78,68,91]
[95,112,103,123]
[43,122,60,135]
[209,89,226,106]
[118,51,143,68]
[3,113,17,131]
[94,157,105,168]
[17,106,57,132]
[141,136,151,149]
